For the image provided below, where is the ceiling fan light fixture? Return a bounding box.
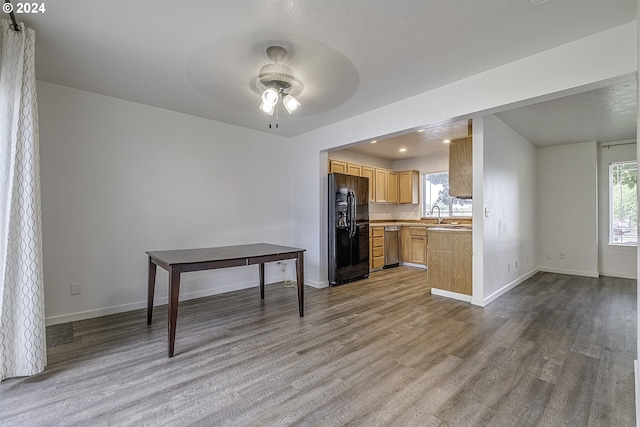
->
[283,94,300,114]
[259,101,276,115]
[256,46,304,121]
[262,87,279,106]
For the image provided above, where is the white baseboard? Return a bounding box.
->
[400,262,427,270]
[538,266,599,278]
[317,281,330,289]
[599,270,637,280]
[45,277,288,326]
[431,288,472,303]
[483,268,539,306]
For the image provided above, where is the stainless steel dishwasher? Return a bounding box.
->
[384,226,400,268]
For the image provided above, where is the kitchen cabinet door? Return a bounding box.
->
[375,169,388,203]
[329,160,347,174]
[362,166,375,203]
[399,170,420,204]
[347,163,362,176]
[388,171,398,204]
[409,227,427,265]
[449,136,472,198]
[401,227,410,262]
[400,226,427,266]
[409,236,427,264]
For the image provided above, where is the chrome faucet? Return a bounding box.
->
[430,205,443,224]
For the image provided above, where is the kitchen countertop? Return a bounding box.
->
[427,227,472,233]
[370,222,472,229]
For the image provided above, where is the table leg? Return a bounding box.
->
[296,251,304,317]
[259,263,265,299]
[168,267,181,358]
[147,257,157,325]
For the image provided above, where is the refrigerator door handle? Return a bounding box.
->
[351,190,357,237]
[349,190,357,238]
[347,190,353,238]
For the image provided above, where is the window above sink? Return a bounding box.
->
[422,171,472,218]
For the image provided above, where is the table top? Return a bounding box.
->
[146,243,305,265]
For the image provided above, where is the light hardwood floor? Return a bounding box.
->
[0,268,636,426]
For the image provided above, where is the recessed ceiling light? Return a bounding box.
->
[370,140,377,144]
[399,148,407,152]
[530,0,548,4]
[443,139,451,144]
[417,129,425,133]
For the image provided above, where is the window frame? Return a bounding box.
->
[608,160,638,247]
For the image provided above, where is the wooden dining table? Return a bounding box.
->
[146,243,305,357]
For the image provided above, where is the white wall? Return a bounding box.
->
[597,140,637,279]
[38,82,291,325]
[537,141,599,277]
[289,22,636,289]
[478,115,538,305]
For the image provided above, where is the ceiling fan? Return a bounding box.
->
[257,45,302,116]
[185,31,360,128]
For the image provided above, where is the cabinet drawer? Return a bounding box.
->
[372,256,385,269]
[372,236,384,248]
[409,227,427,236]
[372,227,384,238]
[373,247,384,258]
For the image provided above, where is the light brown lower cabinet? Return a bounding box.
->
[370,227,385,270]
[400,226,427,266]
[427,229,472,295]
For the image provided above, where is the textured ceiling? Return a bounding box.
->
[13,0,636,139]
[344,119,471,161]
[343,74,637,161]
[495,75,638,147]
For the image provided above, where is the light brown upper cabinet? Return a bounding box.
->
[361,166,376,203]
[347,163,362,176]
[375,169,388,203]
[449,136,472,198]
[329,159,418,205]
[328,160,347,174]
[399,170,420,204]
[387,171,398,204]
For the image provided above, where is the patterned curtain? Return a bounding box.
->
[0,20,46,381]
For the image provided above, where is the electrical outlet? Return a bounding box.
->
[507,263,510,271]
[546,252,551,260]
[70,283,81,296]
[560,252,566,260]
[515,260,518,268]
[277,261,286,272]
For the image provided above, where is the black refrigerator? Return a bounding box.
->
[328,173,369,285]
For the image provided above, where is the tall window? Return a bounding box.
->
[422,172,472,217]
[609,161,637,246]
